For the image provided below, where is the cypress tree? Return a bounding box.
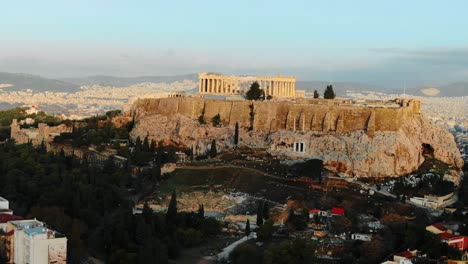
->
[263,202,270,220]
[166,190,178,227]
[234,122,239,145]
[256,202,264,226]
[142,201,153,224]
[324,85,336,99]
[143,136,150,152]
[210,139,217,158]
[198,204,204,218]
[245,219,251,236]
[149,139,156,152]
[135,136,142,152]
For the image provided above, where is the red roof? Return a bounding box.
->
[439,232,456,240]
[432,223,448,232]
[0,214,23,224]
[395,251,416,259]
[309,209,321,213]
[331,207,345,215]
[447,236,468,251]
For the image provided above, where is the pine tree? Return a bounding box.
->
[234,122,239,145]
[245,219,251,236]
[313,90,319,98]
[256,202,264,226]
[324,85,336,99]
[246,82,262,100]
[166,190,178,227]
[210,139,217,158]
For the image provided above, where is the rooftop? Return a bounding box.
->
[395,250,417,259]
[0,214,23,224]
[431,223,448,232]
[9,219,44,229]
[24,227,48,236]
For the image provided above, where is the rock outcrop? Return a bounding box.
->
[129,97,463,178]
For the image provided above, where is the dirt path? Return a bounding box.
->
[179,164,286,181]
[178,164,311,192]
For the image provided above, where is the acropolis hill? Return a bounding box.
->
[129,96,463,178]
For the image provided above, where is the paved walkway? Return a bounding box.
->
[204,232,257,261]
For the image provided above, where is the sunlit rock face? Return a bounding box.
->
[130,97,463,178]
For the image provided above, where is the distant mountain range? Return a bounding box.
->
[61,74,198,87]
[0,72,466,97]
[0,72,79,93]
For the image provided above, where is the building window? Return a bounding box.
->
[294,142,305,153]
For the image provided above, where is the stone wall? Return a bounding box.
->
[131,97,419,135]
[10,119,72,145]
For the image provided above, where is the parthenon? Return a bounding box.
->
[198,72,297,98]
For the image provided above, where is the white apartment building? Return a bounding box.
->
[8,219,67,264]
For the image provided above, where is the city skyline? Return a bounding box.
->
[1,0,467,86]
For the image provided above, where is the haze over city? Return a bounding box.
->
[1,0,468,86]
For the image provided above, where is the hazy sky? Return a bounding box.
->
[1,0,467,86]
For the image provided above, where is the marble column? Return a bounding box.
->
[270,81,273,95]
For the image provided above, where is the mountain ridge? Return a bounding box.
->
[0,72,466,97]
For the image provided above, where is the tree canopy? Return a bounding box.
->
[324,85,336,99]
[246,82,264,100]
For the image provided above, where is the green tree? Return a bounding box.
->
[257,220,276,241]
[313,90,319,98]
[256,202,264,226]
[143,136,150,152]
[166,190,178,228]
[248,104,255,131]
[212,113,221,126]
[263,202,270,220]
[264,239,316,264]
[135,136,142,152]
[229,242,259,264]
[324,84,336,99]
[197,204,204,219]
[210,139,217,158]
[246,82,263,100]
[142,201,153,224]
[198,105,206,124]
[245,219,250,236]
[234,122,239,145]
[150,139,156,152]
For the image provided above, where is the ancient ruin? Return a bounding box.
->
[198,72,300,98]
[10,119,72,145]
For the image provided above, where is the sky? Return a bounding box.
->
[1,0,467,86]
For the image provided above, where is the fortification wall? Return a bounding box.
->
[131,97,418,135]
[10,119,72,145]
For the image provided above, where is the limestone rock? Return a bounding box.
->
[129,98,463,178]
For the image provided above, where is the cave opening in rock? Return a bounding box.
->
[422,143,434,156]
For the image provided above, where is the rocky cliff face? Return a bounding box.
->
[130,98,463,178]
